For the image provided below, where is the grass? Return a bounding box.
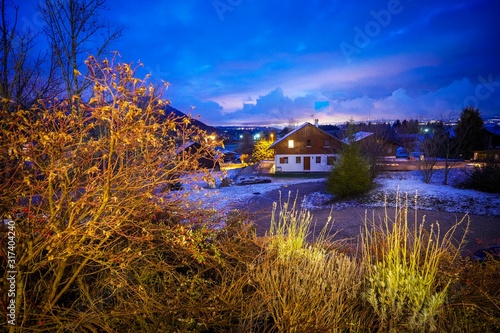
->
[245,193,365,332]
[361,192,469,332]
[156,192,495,332]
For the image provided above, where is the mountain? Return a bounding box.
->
[163,104,217,134]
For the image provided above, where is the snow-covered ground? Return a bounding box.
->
[174,167,500,217]
[175,169,324,211]
[302,169,500,216]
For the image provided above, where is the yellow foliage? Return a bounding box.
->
[0,54,221,331]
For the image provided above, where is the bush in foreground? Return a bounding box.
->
[0,55,221,332]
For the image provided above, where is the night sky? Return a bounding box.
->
[19,0,500,126]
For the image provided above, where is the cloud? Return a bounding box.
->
[214,88,319,126]
[329,77,500,122]
[200,76,500,126]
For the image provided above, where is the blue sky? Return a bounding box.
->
[20,0,500,126]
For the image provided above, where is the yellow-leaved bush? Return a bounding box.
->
[0,55,222,331]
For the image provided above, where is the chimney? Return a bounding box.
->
[314,119,319,127]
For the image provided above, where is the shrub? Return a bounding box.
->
[326,141,372,198]
[441,250,500,332]
[458,163,500,193]
[0,55,221,331]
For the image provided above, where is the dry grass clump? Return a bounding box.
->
[361,193,469,333]
[240,194,365,332]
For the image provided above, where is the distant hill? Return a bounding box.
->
[163,104,217,134]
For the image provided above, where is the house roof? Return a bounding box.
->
[341,131,373,144]
[216,147,239,155]
[175,140,199,154]
[485,125,500,136]
[269,122,339,148]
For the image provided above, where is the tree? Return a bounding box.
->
[0,56,220,330]
[358,129,393,180]
[433,117,462,185]
[417,124,442,183]
[458,163,500,193]
[455,106,485,159]
[0,0,59,111]
[237,131,254,155]
[326,139,372,198]
[252,137,274,162]
[39,0,122,100]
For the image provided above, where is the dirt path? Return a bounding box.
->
[237,180,500,256]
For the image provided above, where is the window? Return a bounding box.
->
[279,157,289,164]
[327,156,335,165]
[296,156,301,163]
[306,139,311,147]
[323,139,330,147]
[288,140,294,148]
[315,156,321,163]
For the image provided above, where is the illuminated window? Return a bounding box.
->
[288,140,294,148]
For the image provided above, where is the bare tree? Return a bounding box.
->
[359,128,394,179]
[0,0,59,111]
[417,129,440,183]
[438,126,459,185]
[433,115,463,185]
[39,0,122,100]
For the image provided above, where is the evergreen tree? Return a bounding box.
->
[326,140,372,198]
[455,106,485,159]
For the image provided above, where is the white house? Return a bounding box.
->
[269,122,343,172]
